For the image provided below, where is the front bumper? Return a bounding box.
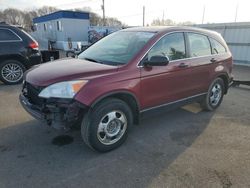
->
[19,94,87,130]
[20,94,45,121]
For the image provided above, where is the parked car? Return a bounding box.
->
[20,26,233,152]
[0,23,41,84]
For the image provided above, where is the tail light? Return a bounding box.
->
[29,41,39,50]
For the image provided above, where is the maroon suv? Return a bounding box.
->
[20,26,233,152]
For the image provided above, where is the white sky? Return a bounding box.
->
[1,0,250,26]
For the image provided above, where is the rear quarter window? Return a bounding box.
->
[0,28,21,41]
[209,38,226,54]
[187,33,211,57]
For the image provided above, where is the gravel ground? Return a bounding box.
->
[0,65,249,188]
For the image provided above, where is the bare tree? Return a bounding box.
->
[105,17,122,27]
[151,18,194,26]
[0,11,5,23]
[36,6,58,16]
[89,12,103,26]
[3,8,25,26]
[151,18,175,26]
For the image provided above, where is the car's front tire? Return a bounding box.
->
[201,77,225,111]
[81,98,133,152]
[0,60,26,85]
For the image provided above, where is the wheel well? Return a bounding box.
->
[0,55,27,68]
[92,93,140,125]
[218,74,229,94]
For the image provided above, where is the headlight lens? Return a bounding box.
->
[38,80,88,99]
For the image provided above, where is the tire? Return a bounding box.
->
[0,60,26,85]
[81,98,133,152]
[66,51,76,58]
[201,78,225,111]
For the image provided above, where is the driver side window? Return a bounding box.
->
[147,32,186,62]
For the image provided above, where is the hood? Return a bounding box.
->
[25,58,118,86]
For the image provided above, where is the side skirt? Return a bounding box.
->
[140,93,207,119]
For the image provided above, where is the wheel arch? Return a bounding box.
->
[0,54,28,68]
[90,91,140,125]
[217,74,229,94]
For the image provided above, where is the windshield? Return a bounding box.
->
[78,31,155,65]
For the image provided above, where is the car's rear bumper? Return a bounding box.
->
[27,52,42,67]
[19,94,87,130]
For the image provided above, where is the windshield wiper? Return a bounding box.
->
[84,57,103,64]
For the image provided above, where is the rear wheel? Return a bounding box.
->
[201,78,225,111]
[81,98,133,152]
[0,60,26,85]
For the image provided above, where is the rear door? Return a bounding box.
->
[185,32,214,93]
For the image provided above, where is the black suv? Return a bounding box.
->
[0,23,42,84]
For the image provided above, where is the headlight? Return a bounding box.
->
[38,80,88,99]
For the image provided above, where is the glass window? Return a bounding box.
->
[78,31,155,65]
[147,32,186,62]
[188,33,211,57]
[0,29,20,41]
[57,21,62,31]
[210,38,226,54]
[44,24,47,31]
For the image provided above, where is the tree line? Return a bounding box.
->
[0,6,124,31]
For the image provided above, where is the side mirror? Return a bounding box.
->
[143,55,169,66]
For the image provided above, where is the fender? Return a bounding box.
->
[90,90,140,109]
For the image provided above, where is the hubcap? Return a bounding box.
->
[1,63,23,83]
[210,83,222,106]
[97,111,127,145]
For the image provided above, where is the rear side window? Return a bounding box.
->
[148,32,186,61]
[187,33,211,57]
[209,38,226,54]
[0,28,20,41]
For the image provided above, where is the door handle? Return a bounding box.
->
[178,63,188,68]
[210,58,217,63]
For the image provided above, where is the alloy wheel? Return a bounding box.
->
[1,63,23,83]
[97,110,127,145]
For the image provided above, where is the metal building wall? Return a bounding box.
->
[196,22,250,66]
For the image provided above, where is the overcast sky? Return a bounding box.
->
[1,0,250,26]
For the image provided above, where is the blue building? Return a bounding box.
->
[32,10,90,50]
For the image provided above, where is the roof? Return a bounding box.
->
[122,26,220,36]
[33,10,89,24]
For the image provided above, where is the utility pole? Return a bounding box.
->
[143,6,145,26]
[101,0,106,26]
[235,3,238,22]
[202,5,205,24]
[162,10,165,25]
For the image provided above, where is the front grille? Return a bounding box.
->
[23,82,44,106]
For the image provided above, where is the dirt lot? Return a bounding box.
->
[0,65,249,188]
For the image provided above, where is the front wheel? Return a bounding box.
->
[201,78,225,111]
[81,98,133,152]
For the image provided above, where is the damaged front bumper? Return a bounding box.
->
[19,94,88,130]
